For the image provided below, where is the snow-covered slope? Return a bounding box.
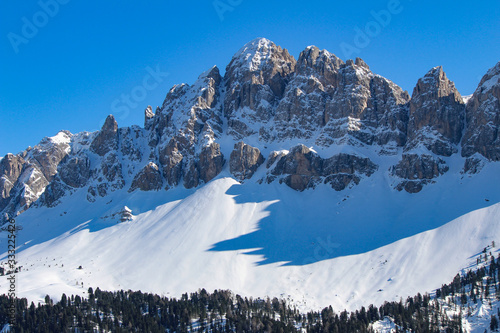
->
[2,160,500,313]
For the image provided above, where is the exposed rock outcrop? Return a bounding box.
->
[222,40,411,148]
[129,162,162,192]
[406,66,465,156]
[90,115,118,156]
[391,154,449,193]
[40,177,70,208]
[462,154,487,175]
[182,142,225,189]
[0,131,71,217]
[198,142,224,184]
[158,139,183,188]
[266,145,377,191]
[101,206,133,223]
[58,155,91,188]
[390,66,466,193]
[151,65,225,190]
[144,106,155,130]
[0,154,25,212]
[230,142,264,181]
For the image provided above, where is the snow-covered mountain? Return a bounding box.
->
[1,38,500,329]
[2,38,499,218]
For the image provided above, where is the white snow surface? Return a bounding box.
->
[462,94,473,104]
[1,157,500,314]
[371,317,397,332]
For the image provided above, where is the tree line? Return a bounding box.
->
[1,248,499,332]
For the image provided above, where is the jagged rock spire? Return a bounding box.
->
[405,66,465,156]
[90,115,118,156]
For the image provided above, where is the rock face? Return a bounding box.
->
[230,142,264,181]
[0,131,71,218]
[129,162,162,192]
[265,145,377,191]
[273,47,410,147]
[144,106,155,130]
[223,40,410,147]
[151,65,225,189]
[391,154,449,193]
[198,143,224,184]
[224,38,297,139]
[406,66,465,156]
[90,115,118,156]
[58,155,91,188]
[462,61,500,161]
[0,154,25,210]
[391,66,466,192]
[1,39,499,220]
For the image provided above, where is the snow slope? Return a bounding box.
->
[1,160,500,313]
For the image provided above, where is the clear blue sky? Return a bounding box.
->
[1,0,499,156]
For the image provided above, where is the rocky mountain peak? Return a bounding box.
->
[228,38,293,74]
[224,38,297,139]
[296,46,344,75]
[405,66,465,156]
[90,115,119,156]
[102,114,118,133]
[355,57,369,70]
[224,38,296,91]
[257,39,411,147]
[198,65,221,85]
[427,65,443,75]
[414,66,461,100]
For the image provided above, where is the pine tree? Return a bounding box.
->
[491,315,499,331]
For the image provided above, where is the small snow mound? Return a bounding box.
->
[371,317,397,332]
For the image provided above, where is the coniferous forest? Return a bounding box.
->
[1,249,499,332]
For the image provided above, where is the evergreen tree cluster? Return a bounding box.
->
[1,246,499,332]
[0,288,298,332]
[305,292,464,332]
[0,289,464,332]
